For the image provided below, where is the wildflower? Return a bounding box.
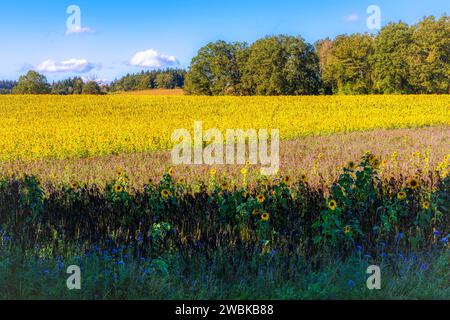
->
[408,178,419,190]
[328,200,337,211]
[261,213,270,222]
[347,280,355,289]
[114,185,123,193]
[421,201,430,210]
[256,195,266,203]
[420,263,428,271]
[397,192,407,200]
[161,189,171,198]
[253,209,262,216]
[344,226,351,234]
[347,161,356,170]
[70,181,79,191]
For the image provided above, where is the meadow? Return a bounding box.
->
[0,94,449,300]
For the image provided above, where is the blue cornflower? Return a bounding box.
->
[396,232,404,241]
[420,263,428,271]
[347,280,355,289]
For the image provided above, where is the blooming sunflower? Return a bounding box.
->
[348,161,356,170]
[167,168,174,177]
[397,192,407,200]
[421,201,430,210]
[209,168,217,176]
[161,189,171,198]
[408,178,419,190]
[115,185,123,193]
[253,209,262,216]
[344,226,351,234]
[328,200,337,211]
[70,181,79,191]
[261,213,270,222]
[177,178,186,184]
[299,174,308,182]
[283,176,291,184]
[256,195,266,203]
[241,168,247,175]
[116,168,124,177]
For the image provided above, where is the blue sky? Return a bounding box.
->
[0,0,448,82]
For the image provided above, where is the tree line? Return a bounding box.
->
[185,15,450,95]
[2,15,448,95]
[4,69,186,95]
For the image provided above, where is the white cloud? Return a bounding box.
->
[129,49,178,68]
[81,76,109,85]
[36,59,95,73]
[345,14,360,22]
[66,26,93,35]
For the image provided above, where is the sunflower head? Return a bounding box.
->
[253,209,262,216]
[261,213,270,222]
[348,161,356,170]
[256,195,266,204]
[283,175,291,184]
[241,168,247,175]
[161,189,171,198]
[397,192,407,200]
[209,168,217,176]
[408,178,419,190]
[116,168,124,177]
[177,178,186,185]
[421,201,430,210]
[221,181,228,189]
[299,174,308,182]
[328,200,337,211]
[344,226,351,234]
[167,168,174,177]
[70,181,79,191]
[115,185,123,193]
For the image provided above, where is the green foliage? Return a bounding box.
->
[110,69,185,92]
[322,34,375,94]
[82,81,102,95]
[13,71,51,94]
[184,40,248,95]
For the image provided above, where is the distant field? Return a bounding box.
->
[1,126,448,188]
[0,95,448,161]
[119,88,184,95]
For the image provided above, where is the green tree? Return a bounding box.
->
[184,40,248,95]
[13,70,51,94]
[322,34,375,94]
[155,73,174,89]
[409,15,450,94]
[82,81,101,95]
[372,22,414,94]
[242,35,321,95]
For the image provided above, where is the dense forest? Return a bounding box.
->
[3,15,449,95]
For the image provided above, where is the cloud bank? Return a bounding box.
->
[36,59,95,73]
[130,49,178,68]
